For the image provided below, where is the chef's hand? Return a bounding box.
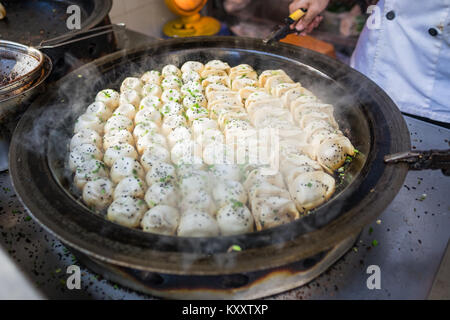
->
[289,0,330,35]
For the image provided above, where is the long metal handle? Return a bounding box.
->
[36,23,126,50]
[384,149,450,176]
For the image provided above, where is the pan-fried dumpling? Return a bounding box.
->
[119,90,141,108]
[245,91,273,108]
[141,205,180,235]
[259,70,288,87]
[103,129,134,151]
[140,145,170,172]
[113,176,147,200]
[205,83,230,99]
[133,121,160,140]
[74,113,105,135]
[110,157,145,184]
[162,64,182,78]
[183,93,207,109]
[178,170,210,196]
[282,87,315,110]
[134,107,162,126]
[264,75,293,91]
[201,69,228,78]
[113,103,136,120]
[136,132,167,154]
[182,70,201,84]
[177,209,220,237]
[171,140,202,165]
[85,101,112,121]
[246,99,284,117]
[251,194,299,230]
[298,111,338,130]
[107,196,148,228]
[251,106,293,128]
[208,164,241,182]
[181,189,216,216]
[145,162,176,186]
[145,181,178,208]
[216,203,254,236]
[141,70,161,85]
[289,171,335,212]
[120,77,143,94]
[95,89,120,111]
[104,115,134,133]
[207,91,241,105]
[69,143,103,172]
[142,83,162,98]
[181,81,203,97]
[104,143,138,167]
[160,101,184,117]
[167,126,192,148]
[202,75,230,88]
[161,88,182,104]
[70,129,102,151]
[212,179,247,208]
[272,82,301,97]
[204,60,230,73]
[316,136,355,171]
[288,95,318,112]
[185,105,209,123]
[243,168,286,193]
[140,95,162,110]
[74,159,109,189]
[231,77,257,91]
[181,61,204,74]
[196,129,225,149]
[161,75,182,90]
[161,114,187,136]
[202,143,234,165]
[239,87,266,101]
[192,118,218,137]
[82,178,114,211]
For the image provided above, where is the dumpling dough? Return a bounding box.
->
[141,205,180,235]
[103,143,138,167]
[107,196,148,228]
[70,129,102,151]
[315,136,355,171]
[181,61,204,74]
[161,88,182,104]
[144,181,178,208]
[74,159,109,190]
[160,101,184,117]
[82,178,114,211]
[145,162,176,186]
[161,75,182,90]
[69,143,103,172]
[74,113,104,135]
[177,209,220,237]
[113,176,147,200]
[167,126,192,148]
[110,157,145,184]
[161,115,187,136]
[216,204,254,236]
[178,170,210,196]
[212,179,247,208]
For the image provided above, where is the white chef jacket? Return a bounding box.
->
[350,0,450,123]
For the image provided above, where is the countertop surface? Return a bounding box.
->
[0,115,449,300]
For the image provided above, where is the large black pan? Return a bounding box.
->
[9,37,410,276]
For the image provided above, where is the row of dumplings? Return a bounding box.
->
[67,59,356,236]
